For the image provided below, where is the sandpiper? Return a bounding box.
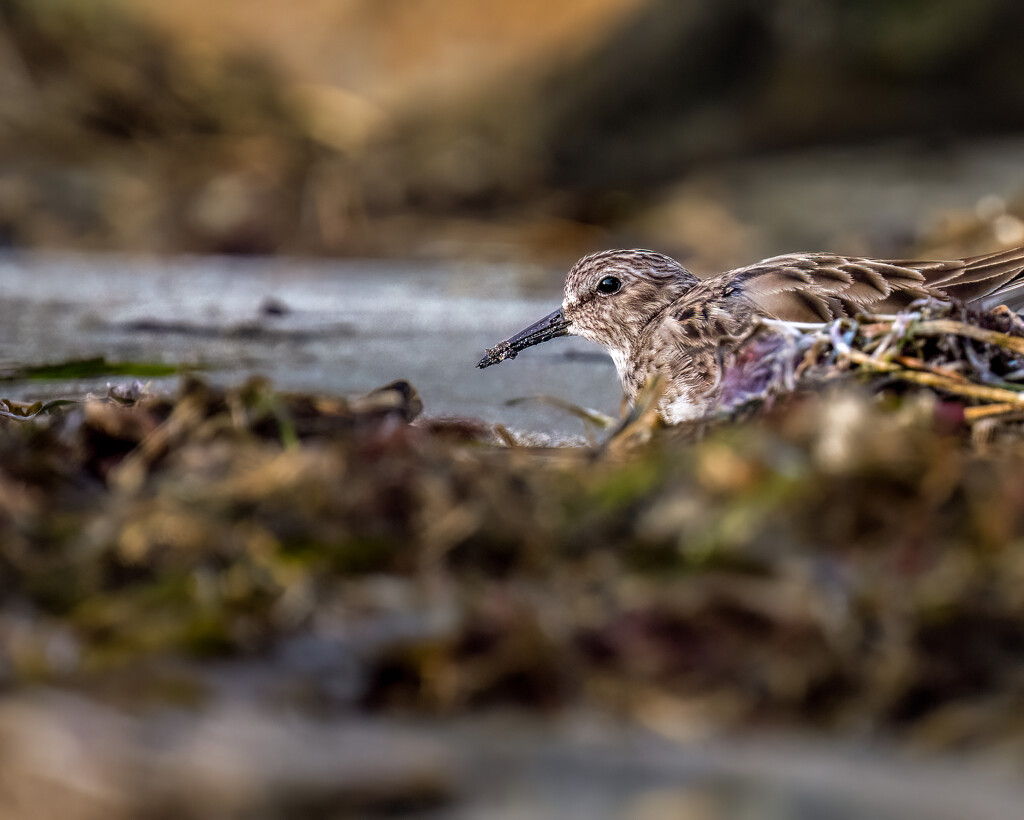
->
[477,247,1024,423]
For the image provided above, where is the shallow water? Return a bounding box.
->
[0,251,622,437]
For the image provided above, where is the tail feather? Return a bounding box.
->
[961,247,1024,311]
[889,247,1024,312]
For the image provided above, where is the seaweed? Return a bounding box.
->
[0,317,1021,755]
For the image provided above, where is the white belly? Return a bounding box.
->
[608,348,705,423]
[661,393,705,423]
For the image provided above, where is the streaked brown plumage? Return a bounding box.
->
[478,247,1024,423]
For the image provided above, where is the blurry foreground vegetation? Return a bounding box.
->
[3,298,1024,812]
[3,366,1024,750]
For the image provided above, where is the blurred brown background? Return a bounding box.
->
[3,0,1024,267]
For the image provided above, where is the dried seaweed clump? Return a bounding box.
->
[1,362,1024,754]
[713,300,1024,433]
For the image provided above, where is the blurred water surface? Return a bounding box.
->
[0,252,622,437]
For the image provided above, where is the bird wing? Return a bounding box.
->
[888,246,1024,310]
[729,247,1024,322]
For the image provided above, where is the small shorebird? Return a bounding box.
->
[477,247,1024,423]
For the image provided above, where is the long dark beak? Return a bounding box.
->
[477,307,570,368]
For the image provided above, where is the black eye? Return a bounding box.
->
[596,276,621,294]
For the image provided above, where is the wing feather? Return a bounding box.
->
[731,248,1024,319]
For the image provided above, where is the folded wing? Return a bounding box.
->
[730,246,1024,322]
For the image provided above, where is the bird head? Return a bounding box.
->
[477,249,698,368]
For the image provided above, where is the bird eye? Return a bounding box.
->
[596,276,621,294]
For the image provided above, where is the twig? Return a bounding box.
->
[963,404,1022,421]
[891,356,969,383]
[843,349,1024,405]
[912,320,1024,355]
[506,395,618,430]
